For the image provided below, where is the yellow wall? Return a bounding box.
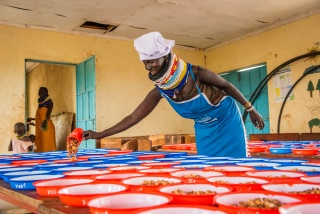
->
[205,13,320,134]
[0,25,203,153]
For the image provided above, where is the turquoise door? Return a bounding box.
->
[76,56,96,149]
[221,65,270,137]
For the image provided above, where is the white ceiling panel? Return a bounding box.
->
[0,0,319,49]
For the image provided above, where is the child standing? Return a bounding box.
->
[8,122,34,153]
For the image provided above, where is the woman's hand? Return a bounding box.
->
[82,130,101,140]
[249,109,265,130]
[40,119,48,131]
[27,117,34,122]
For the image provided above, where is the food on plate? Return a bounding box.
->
[289,187,320,194]
[171,189,216,195]
[267,175,288,178]
[142,180,174,186]
[234,197,283,209]
[181,174,204,178]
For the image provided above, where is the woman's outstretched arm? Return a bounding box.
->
[83,87,162,140]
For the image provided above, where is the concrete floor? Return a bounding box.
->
[0,200,31,214]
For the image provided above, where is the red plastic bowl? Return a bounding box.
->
[170,170,225,184]
[63,169,110,179]
[67,128,83,142]
[121,176,183,193]
[214,191,304,214]
[248,147,267,153]
[54,159,85,163]
[108,166,150,173]
[175,144,191,150]
[107,150,133,154]
[261,183,320,201]
[94,173,146,184]
[161,145,177,150]
[139,168,182,177]
[279,201,320,214]
[103,154,128,158]
[58,183,128,207]
[133,204,227,214]
[205,166,255,176]
[138,154,165,160]
[300,175,320,183]
[292,149,319,155]
[245,170,306,183]
[141,162,181,168]
[158,183,232,205]
[11,159,47,165]
[206,176,269,191]
[33,178,95,196]
[88,192,172,214]
[77,155,105,160]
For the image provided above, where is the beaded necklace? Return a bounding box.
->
[16,135,25,140]
[150,53,189,97]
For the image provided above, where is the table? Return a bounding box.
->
[0,180,89,214]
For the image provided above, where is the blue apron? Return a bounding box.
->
[159,64,247,157]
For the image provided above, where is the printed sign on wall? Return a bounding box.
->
[273,67,294,103]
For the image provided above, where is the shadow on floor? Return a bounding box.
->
[0,200,31,214]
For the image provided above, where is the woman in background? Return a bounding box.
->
[28,87,57,152]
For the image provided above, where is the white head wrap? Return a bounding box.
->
[134,32,175,60]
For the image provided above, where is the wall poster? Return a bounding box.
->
[273,67,294,103]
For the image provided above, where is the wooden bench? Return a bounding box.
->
[99,134,195,151]
[300,133,320,141]
[249,133,300,141]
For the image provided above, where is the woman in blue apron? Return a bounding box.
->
[83,32,265,158]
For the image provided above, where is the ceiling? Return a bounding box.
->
[1,0,320,50]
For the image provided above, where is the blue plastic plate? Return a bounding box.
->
[3,170,51,183]
[269,159,307,166]
[9,174,64,190]
[178,159,206,165]
[0,167,34,178]
[274,165,320,176]
[230,158,267,162]
[180,155,209,159]
[164,152,188,158]
[51,167,93,174]
[172,164,212,169]
[199,157,231,161]
[126,160,159,165]
[74,161,104,167]
[154,158,186,162]
[236,162,281,170]
[204,161,241,165]
[269,148,292,154]
[35,163,72,170]
[92,163,128,169]
[109,157,138,164]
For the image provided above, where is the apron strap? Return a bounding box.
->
[188,64,202,94]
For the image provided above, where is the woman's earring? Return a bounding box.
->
[165,57,168,62]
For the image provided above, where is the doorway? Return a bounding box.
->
[25,57,96,151]
[221,64,270,137]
